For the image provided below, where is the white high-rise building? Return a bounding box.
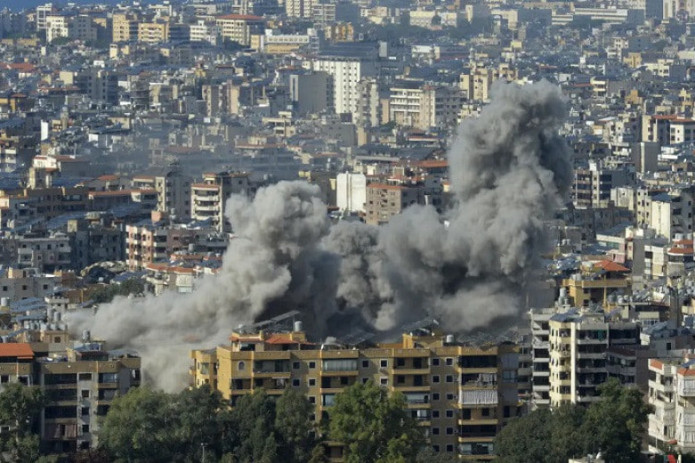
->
[336,172,366,213]
[311,56,377,115]
[648,354,695,454]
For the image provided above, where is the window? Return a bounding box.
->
[432,410,440,418]
[432,427,440,435]
[446,444,454,452]
[397,375,405,384]
[380,359,388,368]
[432,375,440,383]
[309,396,316,404]
[309,362,316,369]
[82,425,89,433]
[446,427,454,435]
[482,408,490,417]
[323,359,358,371]
[432,358,440,366]
[81,407,89,416]
[446,393,455,400]
[432,393,440,401]
[81,390,89,398]
[445,375,454,383]
[445,358,453,366]
[446,410,454,418]
[0,376,7,384]
[362,378,368,384]
[293,361,300,369]
[462,409,471,419]
[433,445,440,452]
[238,361,245,371]
[380,377,388,386]
[292,379,300,387]
[362,360,369,368]
[308,378,316,387]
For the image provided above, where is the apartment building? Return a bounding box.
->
[648,190,694,239]
[45,14,70,43]
[355,77,384,128]
[459,64,517,102]
[112,13,138,43]
[572,160,633,209]
[0,341,140,454]
[311,54,378,115]
[336,172,367,213]
[365,183,425,225]
[190,171,249,232]
[285,0,315,18]
[125,212,205,270]
[190,322,521,460]
[189,20,220,46]
[389,81,464,130]
[642,114,695,145]
[15,233,72,273]
[215,14,264,46]
[137,21,169,43]
[648,354,695,454]
[530,307,555,408]
[131,166,192,220]
[36,4,56,31]
[561,260,631,308]
[39,344,141,453]
[548,309,638,407]
[0,267,56,302]
[289,71,333,115]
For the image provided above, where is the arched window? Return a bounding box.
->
[238,361,245,371]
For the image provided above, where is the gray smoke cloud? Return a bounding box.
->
[371,80,572,330]
[70,181,337,391]
[69,80,571,391]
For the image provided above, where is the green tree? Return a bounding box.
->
[99,386,177,463]
[275,387,317,463]
[495,408,552,463]
[581,378,653,463]
[0,383,45,462]
[549,404,587,463]
[329,381,424,463]
[415,447,460,462]
[229,390,277,463]
[172,385,225,462]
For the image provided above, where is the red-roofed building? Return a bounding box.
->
[0,343,34,386]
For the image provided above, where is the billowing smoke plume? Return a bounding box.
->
[70,80,571,390]
[372,80,572,330]
[71,182,338,391]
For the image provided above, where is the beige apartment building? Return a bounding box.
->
[548,309,638,408]
[191,171,249,232]
[112,13,138,43]
[365,183,424,225]
[215,14,264,46]
[191,324,521,460]
[0,341,140,454]
[137,21,169,43]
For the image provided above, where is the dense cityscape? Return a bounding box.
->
[0,0,694,461]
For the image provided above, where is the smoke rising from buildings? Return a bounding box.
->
[69,80,571,390]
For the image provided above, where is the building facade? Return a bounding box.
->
[191,326,521,460]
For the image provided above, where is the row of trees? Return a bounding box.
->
[0,377,663,463]
[495,379,654,463]
[99,381,436,463]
